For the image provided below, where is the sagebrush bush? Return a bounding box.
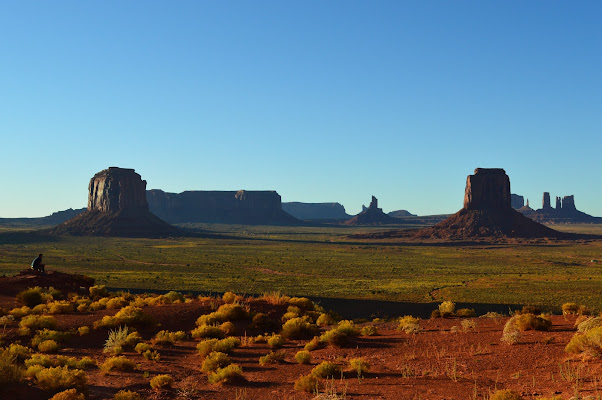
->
[77,326,90,336]
[514,313,552,331]
[501,316,521,345]
[17,287,44,307]
[304,336,322,351]
[143,350,160,361]
[295,350,311,364]
[288,297,315,310]
[35,366,87,392]
[152,330,187,345]
[165,291,184,303]
[48,301,74,314]
[311,361,341,378]
[461,319,477,332]
[20,314,57,331]
[10,306,32,318]
[38,340,60,353]
[577,317,602,333]
[217,303,248,320]
[134,342,151,354]
[191,324,224,339]
[149,374,173,390]
[397,316,421,333]
[49,389,85,400]
[294,374,319,392]
[438,301,455,317]
[222,291,237,304]
[316,313,335,326]
[562,302,580,315]
[565,326,602,357]
[0,349,22,385]
[7,343,32,361]
[32,329,70,347]
[95,306,152,328]
[201,351,231,373]
[456,308,476,317]
[113,390,142,400]
[196,312,227,326]
[281,317,318,339]
[348,357,370,376]
[361,325,378,336]
[219,321,236,336]
[250,312,278,331]
[89,285,109,299]
[267,334,285,349]
[105,297,129,310]
[207,364,243,384]
[100,356,137,372]
[259,350,285,365]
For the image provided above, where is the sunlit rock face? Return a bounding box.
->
[463,168,511,211]
[88,167,148,214]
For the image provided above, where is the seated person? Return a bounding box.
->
[31,254,45,273]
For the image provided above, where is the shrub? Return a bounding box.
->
[134,342,151,354]
[461,319,477,332]
[490,389,524,400]
[31,329,70,347]
[267,334,285,348]
[207,364,244,384]
[288,297,315,310]
[10,306,32,318]
[501,316,521,345]
[95,306,152,328]
[191,324,224,339]
[282,306,302,321]
[316,313,335,326]
[7,343,32,361]
[149,374,173,390]
[294,373,319,392]
[165,291,184,303]
[259,350,285,365]
[196,311,227,326]
[361,325,378,336]
[106,297,129,310]
[348,357,370,376]
[0,349,22,385]
[100,356,137,372]
[304,336,322,351]
[143,350,160,361]
[438,301,455,317]
[77,326,90,336]
[456,308,476,317]
[295,350,311,364]
[219,321,236,336]
[25,353,54,368]
[104,325,130,354]
[577,317,602,333]
[397,316,421,332]
[566,326,602,357]
[222,291,237,304]
[89,285,109,299]
[250,313,278,331]
[49,389,86,400]
[48,301,74,314]
[281,317,318,339]
[514,314,552,331]
[260,291,290,305]
[20,314,57,331]
[217,303,248,320]
[38,340,60,353]
[17,287,44,307]
[35,366,87,392]
[113,390,142,400]
[562,302,580,315]
[337,320,359,336]
[311,361,341,378]
[152,330,186,345]
[201,351,231,373]
[519,305,542,315]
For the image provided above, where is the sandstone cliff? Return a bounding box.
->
[48,167,180,237]
[147,189,299,225]
[511,194,524,209]
[282,202,350,220]
[516,192,602,223]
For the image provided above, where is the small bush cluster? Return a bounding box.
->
[113,390,142,400]
[149,374,173,390]
[566,326,602,358]
[514,313,552,331]
[34,365,87,392]
[207,364,244,384]
[49,389,86,400]
[94,306,153,329]
[201,351,231,373]
[348,357,370,376]
[100,356,137,372]
[361,325,378,336]
[295,350,311,364]
[259,350,286,365]
[397,316,421,334]
[0,349,22,385]
[17,287,45,307]
[196,337,241,358]
[490,389,524,400]
[281,317,318,339]
[151,330,187,345]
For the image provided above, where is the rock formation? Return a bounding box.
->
[413,168,564,239]
[282,202,350,220]
[147,189,298,225]
[516,192,601,223]
[511,194,524,209]
[344,196,398,225]
[48,167,180,237]
[388,209,417,218]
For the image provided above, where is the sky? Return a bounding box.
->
[1,1,600,218]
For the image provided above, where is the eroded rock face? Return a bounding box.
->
[282,202,350,220]
[511,194,524,209]
[88,167,148,214]
[542,192,552,210]
[463,168,511,210]
[562,195,576,211]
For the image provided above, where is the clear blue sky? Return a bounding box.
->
[1,1,600,218]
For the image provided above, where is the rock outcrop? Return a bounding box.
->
[147,189,298,225]
[511,194,524,209]
[282,202,350,221]
[413,168,564,239]
[48,167,180,237]
[345,196,398,225]
[517,193,601,223]
[388,209,417,218]
[542,192,552,210]
[0,208,86,228]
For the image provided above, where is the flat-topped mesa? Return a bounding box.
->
[463,168,511,210]
[88,167,148,214]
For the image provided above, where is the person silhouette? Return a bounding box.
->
[31,254,45,273]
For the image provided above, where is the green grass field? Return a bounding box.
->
[1,223,601,310]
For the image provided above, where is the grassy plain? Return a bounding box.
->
[1,223,602,311]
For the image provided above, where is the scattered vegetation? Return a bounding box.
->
[149,374,173,390]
